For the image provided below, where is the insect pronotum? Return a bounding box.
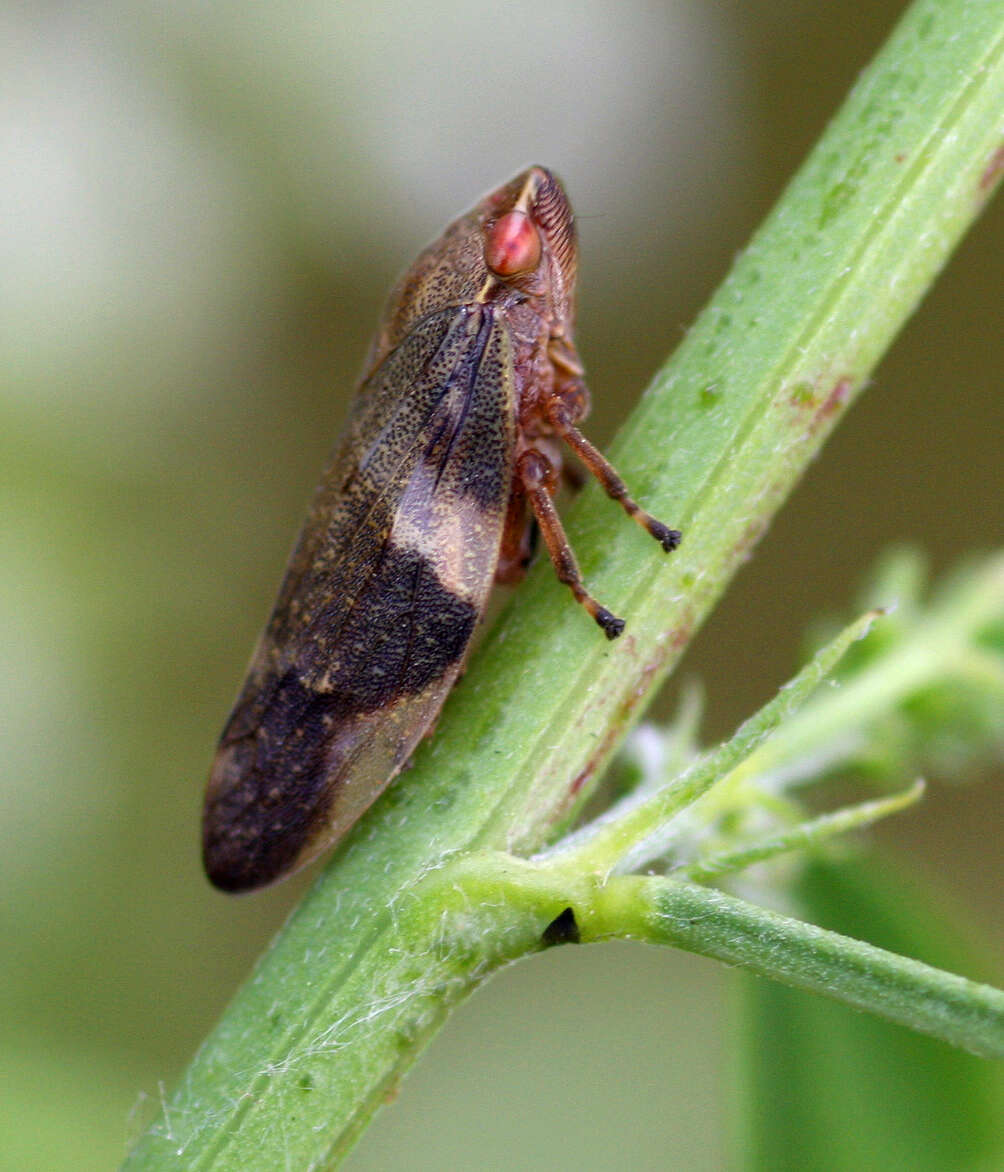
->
[203,167,680,892]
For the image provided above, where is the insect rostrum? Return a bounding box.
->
[203,167,680,893]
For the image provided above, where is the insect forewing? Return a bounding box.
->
[203,305,515,891]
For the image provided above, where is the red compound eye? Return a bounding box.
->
[484,211,542,277]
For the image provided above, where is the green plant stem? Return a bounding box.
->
[361,851,1004,1058]
[410,853,1004,1058]
[123,3,1004,1168]
[581,875,1004,1060]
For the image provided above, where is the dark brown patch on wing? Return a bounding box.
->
[203,669,341,891]
[305,542,480,716]
[203,545,478,892]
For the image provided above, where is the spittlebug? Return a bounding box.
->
[203,167,680,892]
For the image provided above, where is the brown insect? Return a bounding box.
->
[203,167,680,892]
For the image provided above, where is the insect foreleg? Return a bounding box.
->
[516,449,625,639]
[545,392,682,554]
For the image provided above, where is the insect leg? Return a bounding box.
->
[546,395,682,553]
[517,449,625,639]
[495,481,532,585]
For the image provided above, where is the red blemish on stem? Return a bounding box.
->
[566,616,696,801]
[790,376,853,443]
[979,144,1004,194]
[668,622,693,651]
[569,763,596,796]
[816,376,852,423]
[731,516,769,566]
[569,722,619,796]
[789,375,853,420]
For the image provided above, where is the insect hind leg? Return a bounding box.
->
[517,449,624,639]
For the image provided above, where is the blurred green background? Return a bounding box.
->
[2,3,1001,1169]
